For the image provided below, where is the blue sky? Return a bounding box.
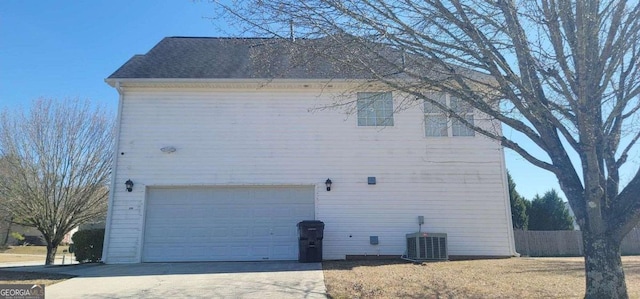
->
[0,1,568,200]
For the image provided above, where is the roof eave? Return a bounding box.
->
[104,77,379,89]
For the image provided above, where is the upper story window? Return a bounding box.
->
[424,94,475,137]
[357,92,394,126]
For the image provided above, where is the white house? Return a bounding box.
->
[101,37,517,263]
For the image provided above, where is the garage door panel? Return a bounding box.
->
[253,226,270,236]
[190,208,211,218]
[272,244,295,258]
[231,246,250,256]
[142,186,314,262]
[251,246,270,257]
[210,227,229,237]
[210,246,228,257]
[190,228,210,238]
[230,227,249,237]
[252,205,270,215]
[272,225,293,237]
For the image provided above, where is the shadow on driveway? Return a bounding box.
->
[3,260,322,276]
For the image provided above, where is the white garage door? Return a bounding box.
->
[142,186,315,262]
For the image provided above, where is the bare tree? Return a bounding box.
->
[0,99,114,265]
[213,0,640,297]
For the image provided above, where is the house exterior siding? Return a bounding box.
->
[102,82,516,263]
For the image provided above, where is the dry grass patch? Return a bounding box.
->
[323,256,640,298]
[0,246,75,287]
[0,246,73,264]
[0,270,74,286]
[0,254,44,263]
[0,245,69,255]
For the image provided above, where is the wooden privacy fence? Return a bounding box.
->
[514,228,640,257]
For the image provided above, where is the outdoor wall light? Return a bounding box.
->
[325,178,332,191]
[160,146,176,153]
[125,179,134,192]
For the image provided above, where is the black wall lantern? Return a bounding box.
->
[325,178,332,191]
[125,179,134,192]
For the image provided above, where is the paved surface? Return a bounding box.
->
[1,261,327,299]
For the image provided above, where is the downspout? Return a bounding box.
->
[101,80,125,263]
[498,145,520,257]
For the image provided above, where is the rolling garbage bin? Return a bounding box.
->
[297,220,325,263]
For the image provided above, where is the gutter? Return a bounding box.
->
[103,77,385,89]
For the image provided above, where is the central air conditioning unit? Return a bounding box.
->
[405,232,448,261]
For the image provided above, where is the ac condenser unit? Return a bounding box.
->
[406,232,448,261]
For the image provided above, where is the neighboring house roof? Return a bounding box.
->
[108,36,491,82]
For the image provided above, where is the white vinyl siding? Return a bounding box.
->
[357,92,394,126]
[102,84,514,263]
[425,94,475,137]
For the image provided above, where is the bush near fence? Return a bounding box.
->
[515,227,640,257]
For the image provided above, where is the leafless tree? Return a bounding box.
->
[0,193,12,248]
[0,99,114,265]
[213,0,640,297]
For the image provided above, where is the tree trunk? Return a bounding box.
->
[583,232,628,299]
[1,218,11,246]
[45,241,58,265]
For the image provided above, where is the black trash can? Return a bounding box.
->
[297,220,325,263]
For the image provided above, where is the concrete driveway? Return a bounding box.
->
[3,261,327,299]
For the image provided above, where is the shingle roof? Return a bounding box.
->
[108,36,491,82]
[108,37,391,79]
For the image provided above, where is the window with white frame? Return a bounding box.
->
[424,94,475,137]
[357,92,394,126]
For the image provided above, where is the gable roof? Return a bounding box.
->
[108,37,387,80]
[107,36,492,83]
